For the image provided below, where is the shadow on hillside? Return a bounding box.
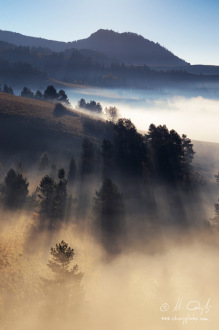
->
[53,103,79,118]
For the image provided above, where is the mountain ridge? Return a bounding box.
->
[0,28,188,67]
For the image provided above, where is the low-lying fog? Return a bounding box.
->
[68,86,219,143]
[3,85,219,329]
[1,213,219,330]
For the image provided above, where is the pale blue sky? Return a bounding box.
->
[1,0,219,65]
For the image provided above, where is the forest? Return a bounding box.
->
[1,40,219,90]
[2,2,219,328]
[0,90,218,329]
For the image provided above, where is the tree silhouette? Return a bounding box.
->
[38,175,56,219]
[145,124,195,184]
[181,134,195,182]
[44,85,58,100]
[34,90,43,100]
[21,87,34,98]
[114,118,147,178]
[105,106,120,122]
[78,98,86,108]
[101,139,114,179]
[3,84,13,95]
[68,156,76,184]
[53,103,67,117]
[38,152,49,171]
[38,169,69,225]
[80,138,95,178]
[58,89,69,104]
[94,178,125,252]
[0,168,29,209]
[78,98,102,113]
[53,169,68,220]
[48,240,83,282]
[44,241,84,322]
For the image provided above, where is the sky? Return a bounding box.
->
[0,0,219,65]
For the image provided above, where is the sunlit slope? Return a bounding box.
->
[0,93,108,159]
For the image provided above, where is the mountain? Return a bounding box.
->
[1,30,219,90]
[70,29,188,66]
[0,29,187,66]
[0,54,47,88]
[0,30,67,52]
[0,40,218,90]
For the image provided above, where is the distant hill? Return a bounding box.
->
[70,29,188,66]
[182,65,219,75]
[1,31,219,89]
[151,64,219,75]
[0,30,68,52]
[0,29,188,66]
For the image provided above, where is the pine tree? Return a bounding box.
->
[80,138,95,179]
[37,175,56,219]
[38,152,49,171]
[101,139,114,179]
[48,240,83,282]
[58,90,69,104]
[68,156,76,184]
[94,179,125,253]
[43,241,84,322]
[0,168,29,209]
[114,118,147,178]
[43,85,58,100]
[53,169,67,220]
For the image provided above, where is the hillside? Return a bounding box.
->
[1,35,219,89]
[0,92,110,162]
[71,29,188,66]
[0,29,188,67]
[0,30,68,52]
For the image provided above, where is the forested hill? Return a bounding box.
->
[70,29,188,66]
[0,29,187,66]
[0,29,67,52]
[1,40,219,89]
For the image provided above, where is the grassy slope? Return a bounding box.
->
[0,92,109,162]
[1,92,218,177]
[0,92,83,135]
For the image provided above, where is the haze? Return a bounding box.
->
[68,87,219,143]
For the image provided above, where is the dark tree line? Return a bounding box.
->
[101,119,195,186]
[0,168,29,209]
[21,85,70,104]
[93,178,124,253]
[0,40,218,90]
[0,84,14,95]
[0,117,200,253]
[78,98,102,113]
[37,169,68,228]
[145,124,195,185]
[98,119,199,238]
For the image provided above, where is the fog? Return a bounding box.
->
[68,86,219,143]
[1,85,219,329]
[0,211,218,330]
